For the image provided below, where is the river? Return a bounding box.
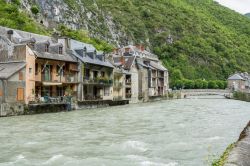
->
[0,97,250,166]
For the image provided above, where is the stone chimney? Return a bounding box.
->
[7,30,13,41]
[83,46,87,57]
[93,50,97,59]
[135,45,145,51]
[120,56,125,65]
[58,37,71,52]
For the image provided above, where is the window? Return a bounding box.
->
[59,46,63,54]
[17,88,24,101]
[93,71,98,78]
[29,68,32,74]
[101,71,105,77]
[35,63,38,75]
[85,68,90,79]
[19,71,23,80]
[104,87,110,96]
[45,44,49,52]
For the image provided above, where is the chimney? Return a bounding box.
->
[83,46,87,57]
[58,38,71,52]
[7,30,13,41]
[93,50,97,59]
[135,44,145,51]
[141,45,145,51]
[120,56,125,65]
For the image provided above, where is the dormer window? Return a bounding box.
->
[45,44,49,52]
[59,46,63,54]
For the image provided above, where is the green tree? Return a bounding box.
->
[31,5,39,15]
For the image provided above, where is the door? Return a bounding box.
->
[44,65,51,82]
[17,88,24,101]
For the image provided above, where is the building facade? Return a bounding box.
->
[0,26,169,108]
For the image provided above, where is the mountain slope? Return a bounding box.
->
[245,13,250,18]
[2,0,250,81]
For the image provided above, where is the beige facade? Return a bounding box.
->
[82,63,113,100]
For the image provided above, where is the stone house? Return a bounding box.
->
[228,72,250,91]
[111,45,169,103]
[0,26,79,104]
[0,62,26,104]
[58,38,114,101]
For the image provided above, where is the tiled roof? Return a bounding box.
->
[0,61,26,79]
[150,61,167,71]
[72,50,113,68]
[124,56,135,70]
[33,51,77,62]
[228,73,245,80]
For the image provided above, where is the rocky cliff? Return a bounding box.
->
[2,0,250,81]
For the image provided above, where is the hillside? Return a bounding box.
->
[245,13,250,18]
[1,0,250,82]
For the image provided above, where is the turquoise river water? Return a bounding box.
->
[0,97,250,166]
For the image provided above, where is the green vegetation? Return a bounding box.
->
[212,143,235,166]
[171,79,227,89]
[0,0,47,34]
[58,25,113,52]
[245,13,250,18]
[2,0,250,83]
[233,91,250,102]
[0,0,113,51]
[30,5,39,15]
[63,0,250,83]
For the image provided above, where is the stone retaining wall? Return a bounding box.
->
[225,121,250,166]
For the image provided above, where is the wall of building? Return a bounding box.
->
[228,80,246,90]
[130,65,139,103]
[25,46,36,104]
[6,68,26,103]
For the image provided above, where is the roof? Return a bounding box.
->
[124,56,136,70]
[72,50,113,68]
[150,61,167,71]
[228,73,246,80]
[33,51,77,62]
[0,62,26,79]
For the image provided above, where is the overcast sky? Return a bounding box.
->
[214,0,250,14]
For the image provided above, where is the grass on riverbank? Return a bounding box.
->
[212,143,235,166]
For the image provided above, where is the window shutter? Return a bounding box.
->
[19,72,23,80]
[17,88,24,101]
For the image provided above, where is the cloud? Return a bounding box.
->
[214,0,250,14]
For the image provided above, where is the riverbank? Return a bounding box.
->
[232,91,250,102]
[213,121,250,166]
[0,96,170,117]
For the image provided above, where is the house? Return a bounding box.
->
[111,45,169,102]
[228,72,250,91]
[58,38,114,101]
[0,62,27,104]
[0,26,79,104]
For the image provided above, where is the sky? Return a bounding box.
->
[214,0,250,14]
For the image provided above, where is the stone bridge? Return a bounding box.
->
[176,89,232,98]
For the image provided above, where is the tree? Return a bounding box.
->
[31,6,39,15]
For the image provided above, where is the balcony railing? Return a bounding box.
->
[83,76,113,85]
[41,74,78,83]
[64,74,78,83]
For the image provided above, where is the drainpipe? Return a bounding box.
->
[1,79,7,103]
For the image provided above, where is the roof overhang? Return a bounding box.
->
[42,82,62,86]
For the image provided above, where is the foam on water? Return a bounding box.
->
[16,154,25,160]
[43,154,64,165]
[122,140,148,152]
[140,161,178,166]
[207,136,223,141]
